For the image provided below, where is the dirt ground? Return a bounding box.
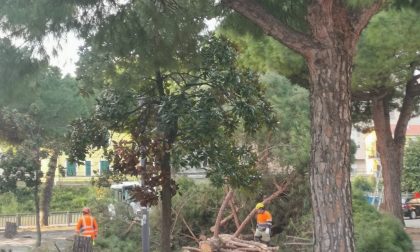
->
[0,227,74,252]
[2,226,420,251]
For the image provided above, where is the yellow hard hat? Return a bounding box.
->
[255,203,264,209]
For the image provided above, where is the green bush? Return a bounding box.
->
[352,176,375,192]
[0,186,102,214]
[353,190,413,252]
[50,186,97,211]
[0,188,37,214]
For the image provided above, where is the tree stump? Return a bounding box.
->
[4,222,17,238]
[73,235,93,252]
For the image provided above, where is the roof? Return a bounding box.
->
[391,124,420,136]
[110,181,141,190]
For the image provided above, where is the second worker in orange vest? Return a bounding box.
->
[254,202,272,244]
[76,207,98,242]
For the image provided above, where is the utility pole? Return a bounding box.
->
[139,147,150,252]
[141,205,150,252]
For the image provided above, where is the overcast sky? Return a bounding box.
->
[47,18,219,77]
[45,32,84,76]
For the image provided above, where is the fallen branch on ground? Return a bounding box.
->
[183,234,278,252]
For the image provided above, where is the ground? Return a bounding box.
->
[2,221,420,251]
[0,226,74,252]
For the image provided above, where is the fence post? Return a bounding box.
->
[67,212,71,226]
[15,214,21,228]
[4,222,17,238]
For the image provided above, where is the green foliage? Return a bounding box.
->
[0,188,36,214]
[0,107,38,144]
[50,186,97,211]
[352,176,375,192]
[402,137,420,192]
[392,0,420,10]
[352,9,420,91]
[0,186,99,214]
[258,73,310,170]
[353,189,413,252]
[33,69,93,139]
[66,117,110,163]
[352,9,420,128]
[0,39,46,110]
[0,140,42,192]
[69,36,275,205]
[219,29,308,87]
[346,0,377,8]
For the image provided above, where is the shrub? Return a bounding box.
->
[353,189,413,252]
[352,176,375,192]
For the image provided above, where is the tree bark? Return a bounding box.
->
[41,150,59,226]
[306,49,354,252]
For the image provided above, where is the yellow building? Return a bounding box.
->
[41,132,130,184]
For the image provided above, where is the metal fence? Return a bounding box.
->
[0,211,81,229]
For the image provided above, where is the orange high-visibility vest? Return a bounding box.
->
[76,214,98,240]
[256,210,272,228]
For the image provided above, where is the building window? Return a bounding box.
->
[85,161,92,177]
[100,160,109,175]
[66,161,77,176]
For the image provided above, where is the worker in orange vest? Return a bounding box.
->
[254,202,272,244]
[76,207,98,244]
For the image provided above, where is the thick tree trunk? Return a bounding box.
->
[41,150,59,226]
[378,143,403,221]
[307,50,354,252]
[371,98,405,223]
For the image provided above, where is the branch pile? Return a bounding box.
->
[182,175,293,251]
[195,234,279,251]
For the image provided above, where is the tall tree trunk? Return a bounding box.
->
[155,70,178,252]
[307,49,354,252]
[371,81,418,223]
[41,150,58,226]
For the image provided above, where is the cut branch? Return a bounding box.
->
[229,199,241,229]
[233,178,292,237]
[181,215,200,244]
[213,188,234,237]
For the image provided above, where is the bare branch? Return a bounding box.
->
[181,215,200,244]
[213,188,234,238]
[229,199,241,229]
[233,176,293,237]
